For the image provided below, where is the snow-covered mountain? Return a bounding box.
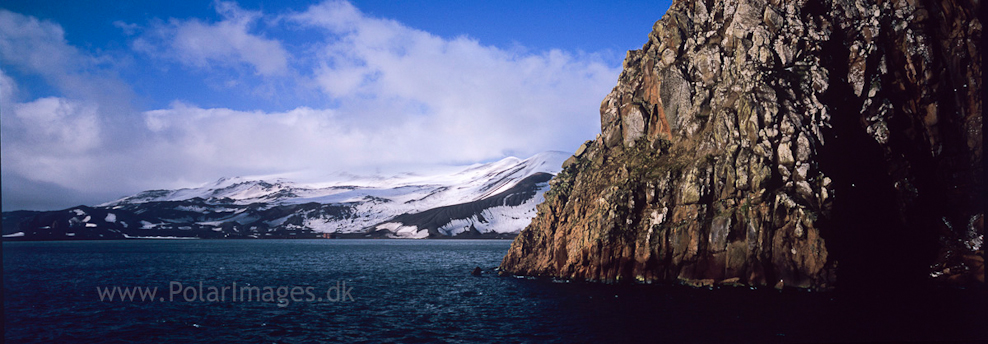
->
[4,152,569,240]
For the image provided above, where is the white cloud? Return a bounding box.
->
[9,97,101,153]
[0,11,105,159]
[1,97,103,191]
[0,68,17,105]
[143,103,343,167]
[0,9,134,117]
[138,102,463,178]
[285,0,619,161]
[0,10,133,209]
[133,1,290,76]
[0,10,83,77]
[113,20,139,36]
[1,1,623,210]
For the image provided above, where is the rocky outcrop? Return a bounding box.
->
[501,0,982,289]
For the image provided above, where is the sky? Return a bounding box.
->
[0,0,672,211]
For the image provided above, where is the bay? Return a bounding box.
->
[4,239,986,343]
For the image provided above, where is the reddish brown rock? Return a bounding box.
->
[501,0,982,289]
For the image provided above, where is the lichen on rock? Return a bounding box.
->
[500,0,982,289]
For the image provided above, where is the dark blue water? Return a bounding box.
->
[4,240,986,343]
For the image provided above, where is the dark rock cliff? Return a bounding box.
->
[501,0,982,289]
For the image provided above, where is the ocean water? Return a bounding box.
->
[3,239,986,343]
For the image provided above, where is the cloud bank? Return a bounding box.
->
[0,1,621,210]
[132,1,290,76]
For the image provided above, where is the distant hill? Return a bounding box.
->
[3,152,568,240]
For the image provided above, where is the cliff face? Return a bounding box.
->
[501,0,982,289]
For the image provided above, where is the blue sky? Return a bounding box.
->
[1,0,671,210]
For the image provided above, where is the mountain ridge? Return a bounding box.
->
[3,151,569,240]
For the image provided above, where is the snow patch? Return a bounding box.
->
[105,213,117,223]
[175,205,209,213]
[122,234,200,239]
[376,222,428,238]
[266,215,292,227]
